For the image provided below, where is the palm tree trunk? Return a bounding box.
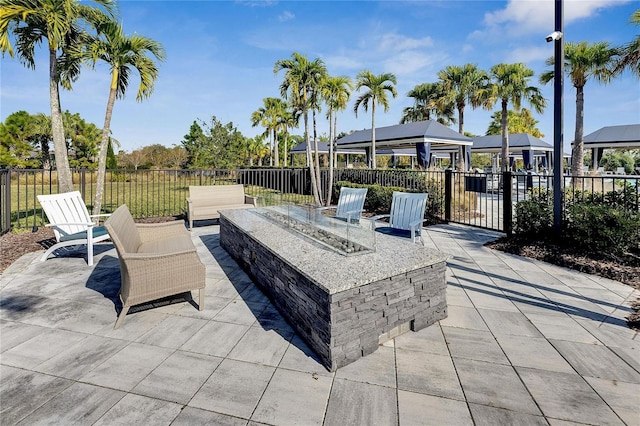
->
[333,113,339,167]
[457,105,465,171]
[312,109,323,205]
[500,99,509,172]
[269,131,273,167]
[274,130,279,167]
[572,86,585,176]
[371,102,377,169]
[327,107,334,207]
[49,49,73,193]
[305,109,321,205]
[93,73,119,215]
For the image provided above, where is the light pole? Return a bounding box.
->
[549,0,564,234]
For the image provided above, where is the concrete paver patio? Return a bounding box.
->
[1,223,638,425]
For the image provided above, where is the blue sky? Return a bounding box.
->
[2,0,639,153]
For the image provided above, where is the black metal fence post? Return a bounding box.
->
[503,171,513,235]
[444,169,452,223]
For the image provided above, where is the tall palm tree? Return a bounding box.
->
[277,107,299,167]
[437,64,490,170]
[274,52,327,204]
[489,63,546,172]
[540,42,616,175]
[322,75,352,205]
[353,70,397,169]
[84,19,165,215]
[614,9,640,78]
[251,97,288,167]
[0,0,117,193]
[401,82,456,126]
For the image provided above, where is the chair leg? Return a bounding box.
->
[199,289,204,311]
[114,305,130,329]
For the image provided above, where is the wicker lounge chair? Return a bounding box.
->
[37,191,111,266]
[370,191,428,245]
[318,187,368,223]
[104,204,206,329]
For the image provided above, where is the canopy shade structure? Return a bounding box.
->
[471,133,556,170]
[471,133,553,153]
[573,124,640,171]
[336,120,471,169]
[290,141,365,155]
[336,120,472,149]
[578,124,640,149]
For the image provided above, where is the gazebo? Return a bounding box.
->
[289,141,365,166]
[336,120,472,169]
[471,133,555,171]
[577,124,640,170]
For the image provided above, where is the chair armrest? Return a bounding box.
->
[46,222,95,228]
[121,248,196,261]
[316,206,336,212]
[369,214,390,222]
[369,214,390,229]
[244,195,258,207]
[89,214,111,219]
[136,221,188,243]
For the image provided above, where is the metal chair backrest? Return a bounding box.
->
[335,187,368,221]
[388,192,428,232]
[37,191,92,242]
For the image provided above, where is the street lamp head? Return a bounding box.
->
[545,31,563,42]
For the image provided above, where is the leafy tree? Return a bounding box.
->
[600,151,635,174]
[274,52,328,204]
[614,9,640,78]
[489,63,546,172]
[106,138,117,169]
[82,18,165,214]
[205,118,245,169]
[540,42,616,175]
[321,75,352,205]
[0,111,39,168]
[182,121,211,168]
[437,64,491,170]
[166,145,187,169]
[0,0,117,192]
[140,144,169,169]
[486,108,544,137]
[30,113,53,168]
[353,70,397,169]
[63,111,100,168]
[401,82,455,126]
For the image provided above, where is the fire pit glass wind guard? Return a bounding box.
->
[253,204,376,256]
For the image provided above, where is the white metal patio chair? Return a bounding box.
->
[37,191,111,266]
[318,187,368,223]
[370,191,428,245]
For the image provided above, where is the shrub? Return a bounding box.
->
[335,181,406,214]
[565,202,640,255]
[514,189,553,236]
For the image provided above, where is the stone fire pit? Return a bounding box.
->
[219,207,449,371]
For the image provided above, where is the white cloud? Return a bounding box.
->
[278,11,295,22]
[235,0,278,7]
[376,33,433,52]
[480,0,632,37]
[505,45,553,63]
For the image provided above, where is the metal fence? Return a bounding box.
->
[1,167,638,236]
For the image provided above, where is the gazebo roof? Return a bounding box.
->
[336,120,472,149]
[290,141,365,155]
[471,133,553,153]
[578,124,640,149]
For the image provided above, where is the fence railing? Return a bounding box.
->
[1,167,638,236]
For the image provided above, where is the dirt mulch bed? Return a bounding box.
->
[486,237,640,330]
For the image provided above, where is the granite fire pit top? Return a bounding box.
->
[220,208,450,295]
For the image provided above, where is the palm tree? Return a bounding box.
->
[0,0,117,193]
[274,52,327,204]
[401,82,456,126]
[353,70,397,169]
[251,97,288,167]
[614,9,640,78]
[84,19,165,215]
[489,63,546,172]
[437,64,490,170]
[540,42,616,175]
[277,107,299,167]
[322,75,352,205]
